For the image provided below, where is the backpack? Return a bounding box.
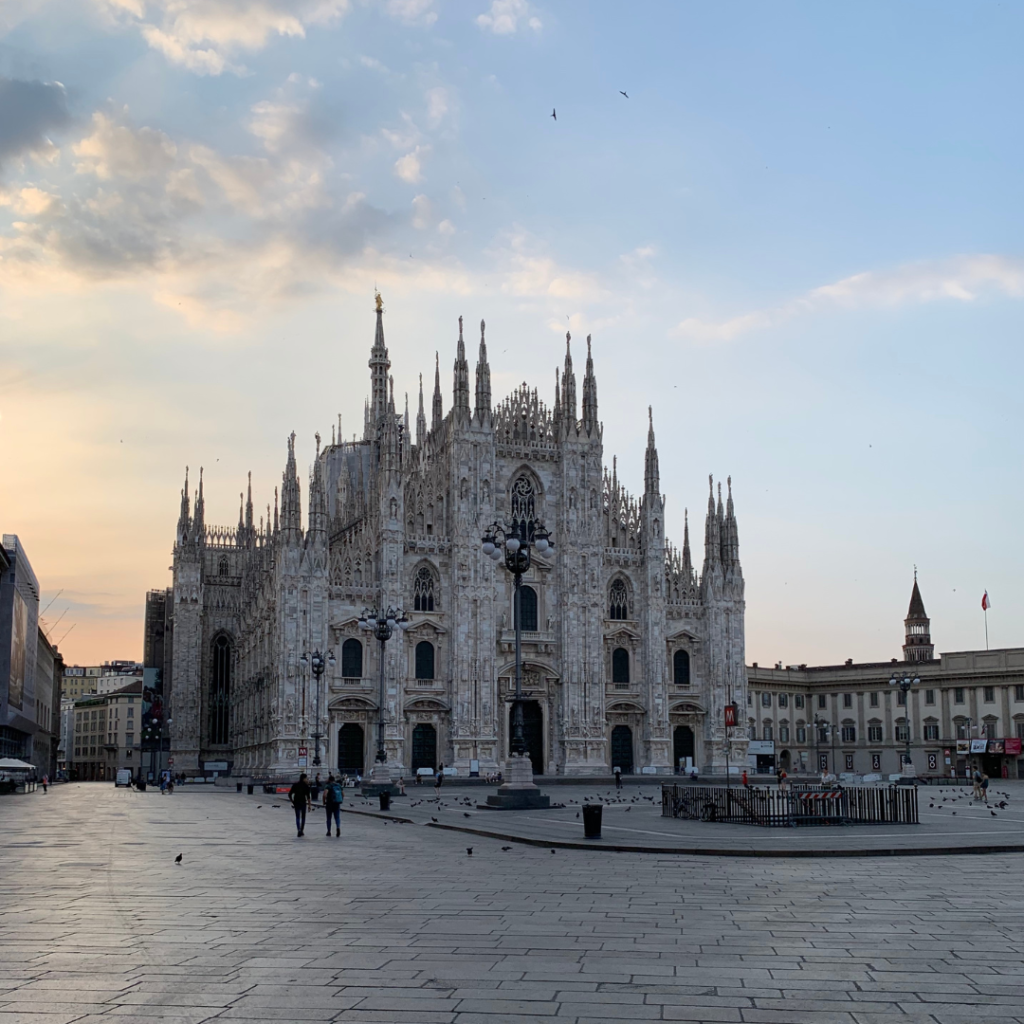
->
[327,782,344,805]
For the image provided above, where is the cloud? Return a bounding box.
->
[0,77,72,170]
[394,145,427,183]
[247,91,341,156]
[411,193,431,229]
[425,87,448,128]
[496,232,602,301]
[674,255,1024,343]
[385,0,436,26]
[100,0,351,76]
[475,0,541,35]
[73,111,177,180]
[437,218,455,236]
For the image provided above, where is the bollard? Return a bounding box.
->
[582,803,602,838]
[236,782,243,793]
[247,784,254,795]
[379,791,391,812]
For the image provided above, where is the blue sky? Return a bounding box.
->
[1,0,1021,664]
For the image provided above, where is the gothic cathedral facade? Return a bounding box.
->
[164,300,748,778]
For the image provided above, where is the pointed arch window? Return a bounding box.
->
[209,634,232,745]
[415,641,435,680]
[414,566,436,612]
[341,638,363,679]
[218,557,229,577]
[612,647,630,685]
[510,475,536,540]
[609,579,628,620]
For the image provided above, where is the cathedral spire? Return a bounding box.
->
[245,471,253,534]
[416,373,426,447]
[581,334,598,437]
[177,466,191,546]
[432,351,443,432]
[308,433,327,538]
[682,508,693,578]
[723,475,740,568]
[273,486,279,534]
[281,432,302,541]
[553,367,561,431]
[644,406,660,496]
[562,332,577,436]
[237,492,244,536]
[453,315,471,420]
[703,474,721,572]
[475,318,491,424]
[369,292,390,426]
[192,467,205,542]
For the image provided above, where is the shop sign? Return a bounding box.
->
[1004,738,1022,756]
[747,740,775,754]
[724,704,737,727]
[970,739,988,753]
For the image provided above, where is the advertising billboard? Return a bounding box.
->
[8,591,26,711]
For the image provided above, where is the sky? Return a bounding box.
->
[1,0,1022,668]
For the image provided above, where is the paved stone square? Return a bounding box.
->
[2,783,1024,1024]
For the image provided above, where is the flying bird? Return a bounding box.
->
[620,91,629,98]
[551,108,557,121]
[174,853,182,864]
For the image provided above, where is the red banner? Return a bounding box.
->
[724,704,736,727]
[1004,738,1022,756]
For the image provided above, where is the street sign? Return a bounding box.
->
[298,747,308,756]
[724,704,736,727]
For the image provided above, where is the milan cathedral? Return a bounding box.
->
[163,298,748,778]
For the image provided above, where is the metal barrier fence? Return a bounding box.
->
[661,783,918,827]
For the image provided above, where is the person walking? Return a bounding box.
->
[614,768,622,790]
[981,772,990,804]
[324,774,344,837]
[41,775,48,794]
[972,766,983,802]
[289,773,311,837]
[434,764,445,799]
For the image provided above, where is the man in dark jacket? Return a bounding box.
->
[289,773,311,837]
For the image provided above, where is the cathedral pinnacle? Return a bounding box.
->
[369,295,390,426]
[562,333,577,435]
[581,333,598,437]
[416,373,426,447]
[644,406,660,496]
[432,351,443,431]
[475,317,491,424]
[453,316,471,419]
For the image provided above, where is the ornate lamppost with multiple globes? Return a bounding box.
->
[889,670,920,776]
[358,605,408,793]
[480,517,553,809]
[299,649,335,768]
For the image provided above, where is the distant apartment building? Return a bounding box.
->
[69,681,144,781]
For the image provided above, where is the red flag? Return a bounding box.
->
[982,591,991,611]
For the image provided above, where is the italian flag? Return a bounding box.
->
[982,591,991,611]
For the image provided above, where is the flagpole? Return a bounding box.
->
[985,608,989,651]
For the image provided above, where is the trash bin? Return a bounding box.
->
[247,784,254,795]
[236,782,243,793]
[582,803,602,838]
[379,791,391,812]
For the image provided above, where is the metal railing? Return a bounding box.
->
[661,783,918,827]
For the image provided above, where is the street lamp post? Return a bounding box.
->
[480,517,553,810]
[358,606,408,792]
[300,649,335,769]
[144,714,173,783]
[889,671,920,776]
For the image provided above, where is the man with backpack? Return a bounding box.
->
[324,774,344,837]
